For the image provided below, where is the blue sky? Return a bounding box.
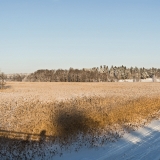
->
[0,0,160,73]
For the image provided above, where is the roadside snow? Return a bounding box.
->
[1,120,160,159]
[55,120,160,160]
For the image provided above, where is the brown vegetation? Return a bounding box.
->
[1,82,160,158]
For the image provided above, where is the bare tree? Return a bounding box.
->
[0,71,6,89]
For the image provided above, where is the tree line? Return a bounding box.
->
[22,65,160,82]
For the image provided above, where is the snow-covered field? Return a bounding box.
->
[119,78,160,82]
[55,120,160,160]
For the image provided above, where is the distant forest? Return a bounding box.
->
[6,65,160,82]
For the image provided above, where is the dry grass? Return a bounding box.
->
[1,82,160,146]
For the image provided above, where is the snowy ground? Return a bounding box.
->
[55,120,160,160]
[1,120,160,159]
[118,78,160,82]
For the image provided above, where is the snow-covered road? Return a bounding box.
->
[55,120,160,160]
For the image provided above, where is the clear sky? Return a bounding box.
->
[0,0,160,73]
